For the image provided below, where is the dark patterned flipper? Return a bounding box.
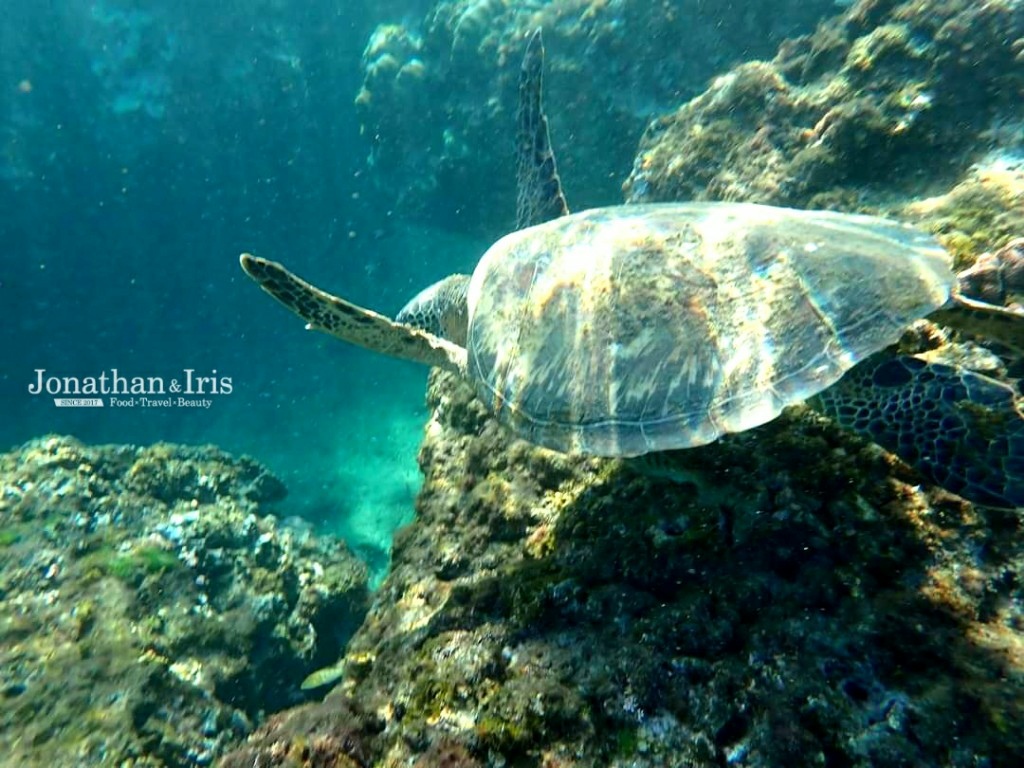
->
[240,254,466,373]
[811,354,1024,508]
[515,28,569,230]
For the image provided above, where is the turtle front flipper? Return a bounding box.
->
[811,354,1024,508]
[240,254,466,373]
[515,29,569,230]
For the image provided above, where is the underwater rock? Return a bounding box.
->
[0,436,369,767]
[624,0,1024,262]
[904,157,1024,268]
[221,3,1024,764]
[219,367,1024,766]
[355,0,842,234]
[218,699,376,768]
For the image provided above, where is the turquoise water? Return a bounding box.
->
[3,208,486,579]
[0,0,487,581]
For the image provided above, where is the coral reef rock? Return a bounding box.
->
[220,369,1024,767]
[356,0,841,234]
[624,0,1024,247]
[0,436,369,767]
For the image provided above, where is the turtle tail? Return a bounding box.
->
[811,354,1024,509]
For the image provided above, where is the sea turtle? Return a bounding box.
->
[240,30,1024,508]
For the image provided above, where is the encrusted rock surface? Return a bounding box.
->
[193,3,1024,766]
[624,0,1024,264]
[0,436,369,767]
[220,369,1024,767]
[218,7,1024,757]
[356,0,842,233]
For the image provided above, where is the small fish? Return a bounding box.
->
[300,661,345,691]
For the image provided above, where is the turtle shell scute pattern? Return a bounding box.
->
[466,202,952,457]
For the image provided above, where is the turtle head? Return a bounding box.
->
[940,238,1024,354]
[396,273,472,346]
[955,237,1024,307]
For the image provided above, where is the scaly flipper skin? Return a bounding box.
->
[811,354,1024,508]
[515,29,569,230]
[239,254,466,373]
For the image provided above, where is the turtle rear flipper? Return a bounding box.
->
[240,254,466,373]
[812,354,1024,508]
[515,29,569,230]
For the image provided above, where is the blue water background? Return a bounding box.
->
[0,0,491,576]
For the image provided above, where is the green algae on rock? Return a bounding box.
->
[0,436,369,767]
[624,0,1024,232]
[221,3,1024,765]
[904,161,1024,269]
[219,368,1024,767]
